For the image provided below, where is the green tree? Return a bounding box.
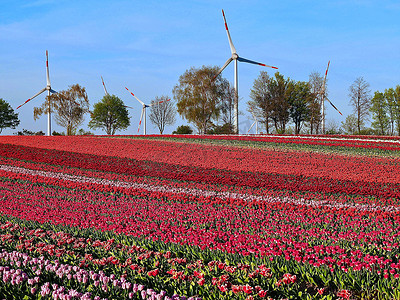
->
[173,65,230,134]
[149,96,176,134]
[36,84,90,135]
[395,85,400,136]
[269,72,291,134]
[370,91,389,135]
[287,81,313,134]
[0,98,20,134]
[172,125,193,134]
[88,95,130,135]
[384,88,397,135]
[349,77,371,134]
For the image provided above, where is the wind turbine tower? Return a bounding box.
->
[319,61,342,134]
[214,9,277,134]
[17,50,57,136]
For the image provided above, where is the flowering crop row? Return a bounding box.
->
[0,135,400,299]
[114,134,400,155]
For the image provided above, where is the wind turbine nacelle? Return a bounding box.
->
[232,53,239,59]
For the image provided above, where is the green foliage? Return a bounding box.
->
[287,81,313,134]
[0,98,20,134]
[52,131,65,136]
[206,123,235,134]
[370,91,389,135]
[173,65,231,134]
[172,125,193,134]
[77,128,94,135]
[14,129,44,136]
[88,95,130,135]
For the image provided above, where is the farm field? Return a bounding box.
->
[0,134,400,299]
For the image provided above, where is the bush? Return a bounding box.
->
[207,123,235,134]
[358,128,377,135]
[172,125,193,134]
[52,131,65,136]
[15,129,44,136]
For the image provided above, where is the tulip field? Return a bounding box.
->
[0,134,400,300]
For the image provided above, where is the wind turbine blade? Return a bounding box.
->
[320,60,330,95]
[222,9,237,54]
[249,106,257,120]
[213,57,233,81]
[46,50,51,87]
[326,97,343,115]
[101,76,109,96]
[125,87,145,105]
[237,56,278,69]
[138,107,144,133]
[49,89,57,94]
[16,88,47,109]
[247,121,256,133]
[123,105,134,109]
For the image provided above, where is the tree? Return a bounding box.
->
[36,84,90,135]
[341,114,360,135]
[370,91,389,135]
[395,85,400,136]
[384,85,400,136]
[149,96,176,134]
[219,85,236,129]
[287,81,313,134]
[250,72,291,134]
[173,65,230,134]
[250,71,272,134]
[268,72,291,134]
[308,71,324,134]
[88,95,130,135]
[0,98,20,134]
[325,118,342,135]
[384,88,397,135]
[349,77,371,134]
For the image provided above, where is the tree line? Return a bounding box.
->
[1,67,399,136]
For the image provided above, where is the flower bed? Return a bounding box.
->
[0,135,400,299]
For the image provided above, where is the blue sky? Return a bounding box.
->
[0,0,399,135]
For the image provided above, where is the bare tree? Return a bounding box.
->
[308,71,324,134]
[149,96,176,134]
[250,71,272,134]
[35,84,90,135]
[349,77,371,134]
[250,72,290,134]
[219,85,235,127]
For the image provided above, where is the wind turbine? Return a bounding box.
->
[319,61,342,134]
[125,87,169,135]
[247,106,259,134]
[213,9,278,134]
[17,50,57,136]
